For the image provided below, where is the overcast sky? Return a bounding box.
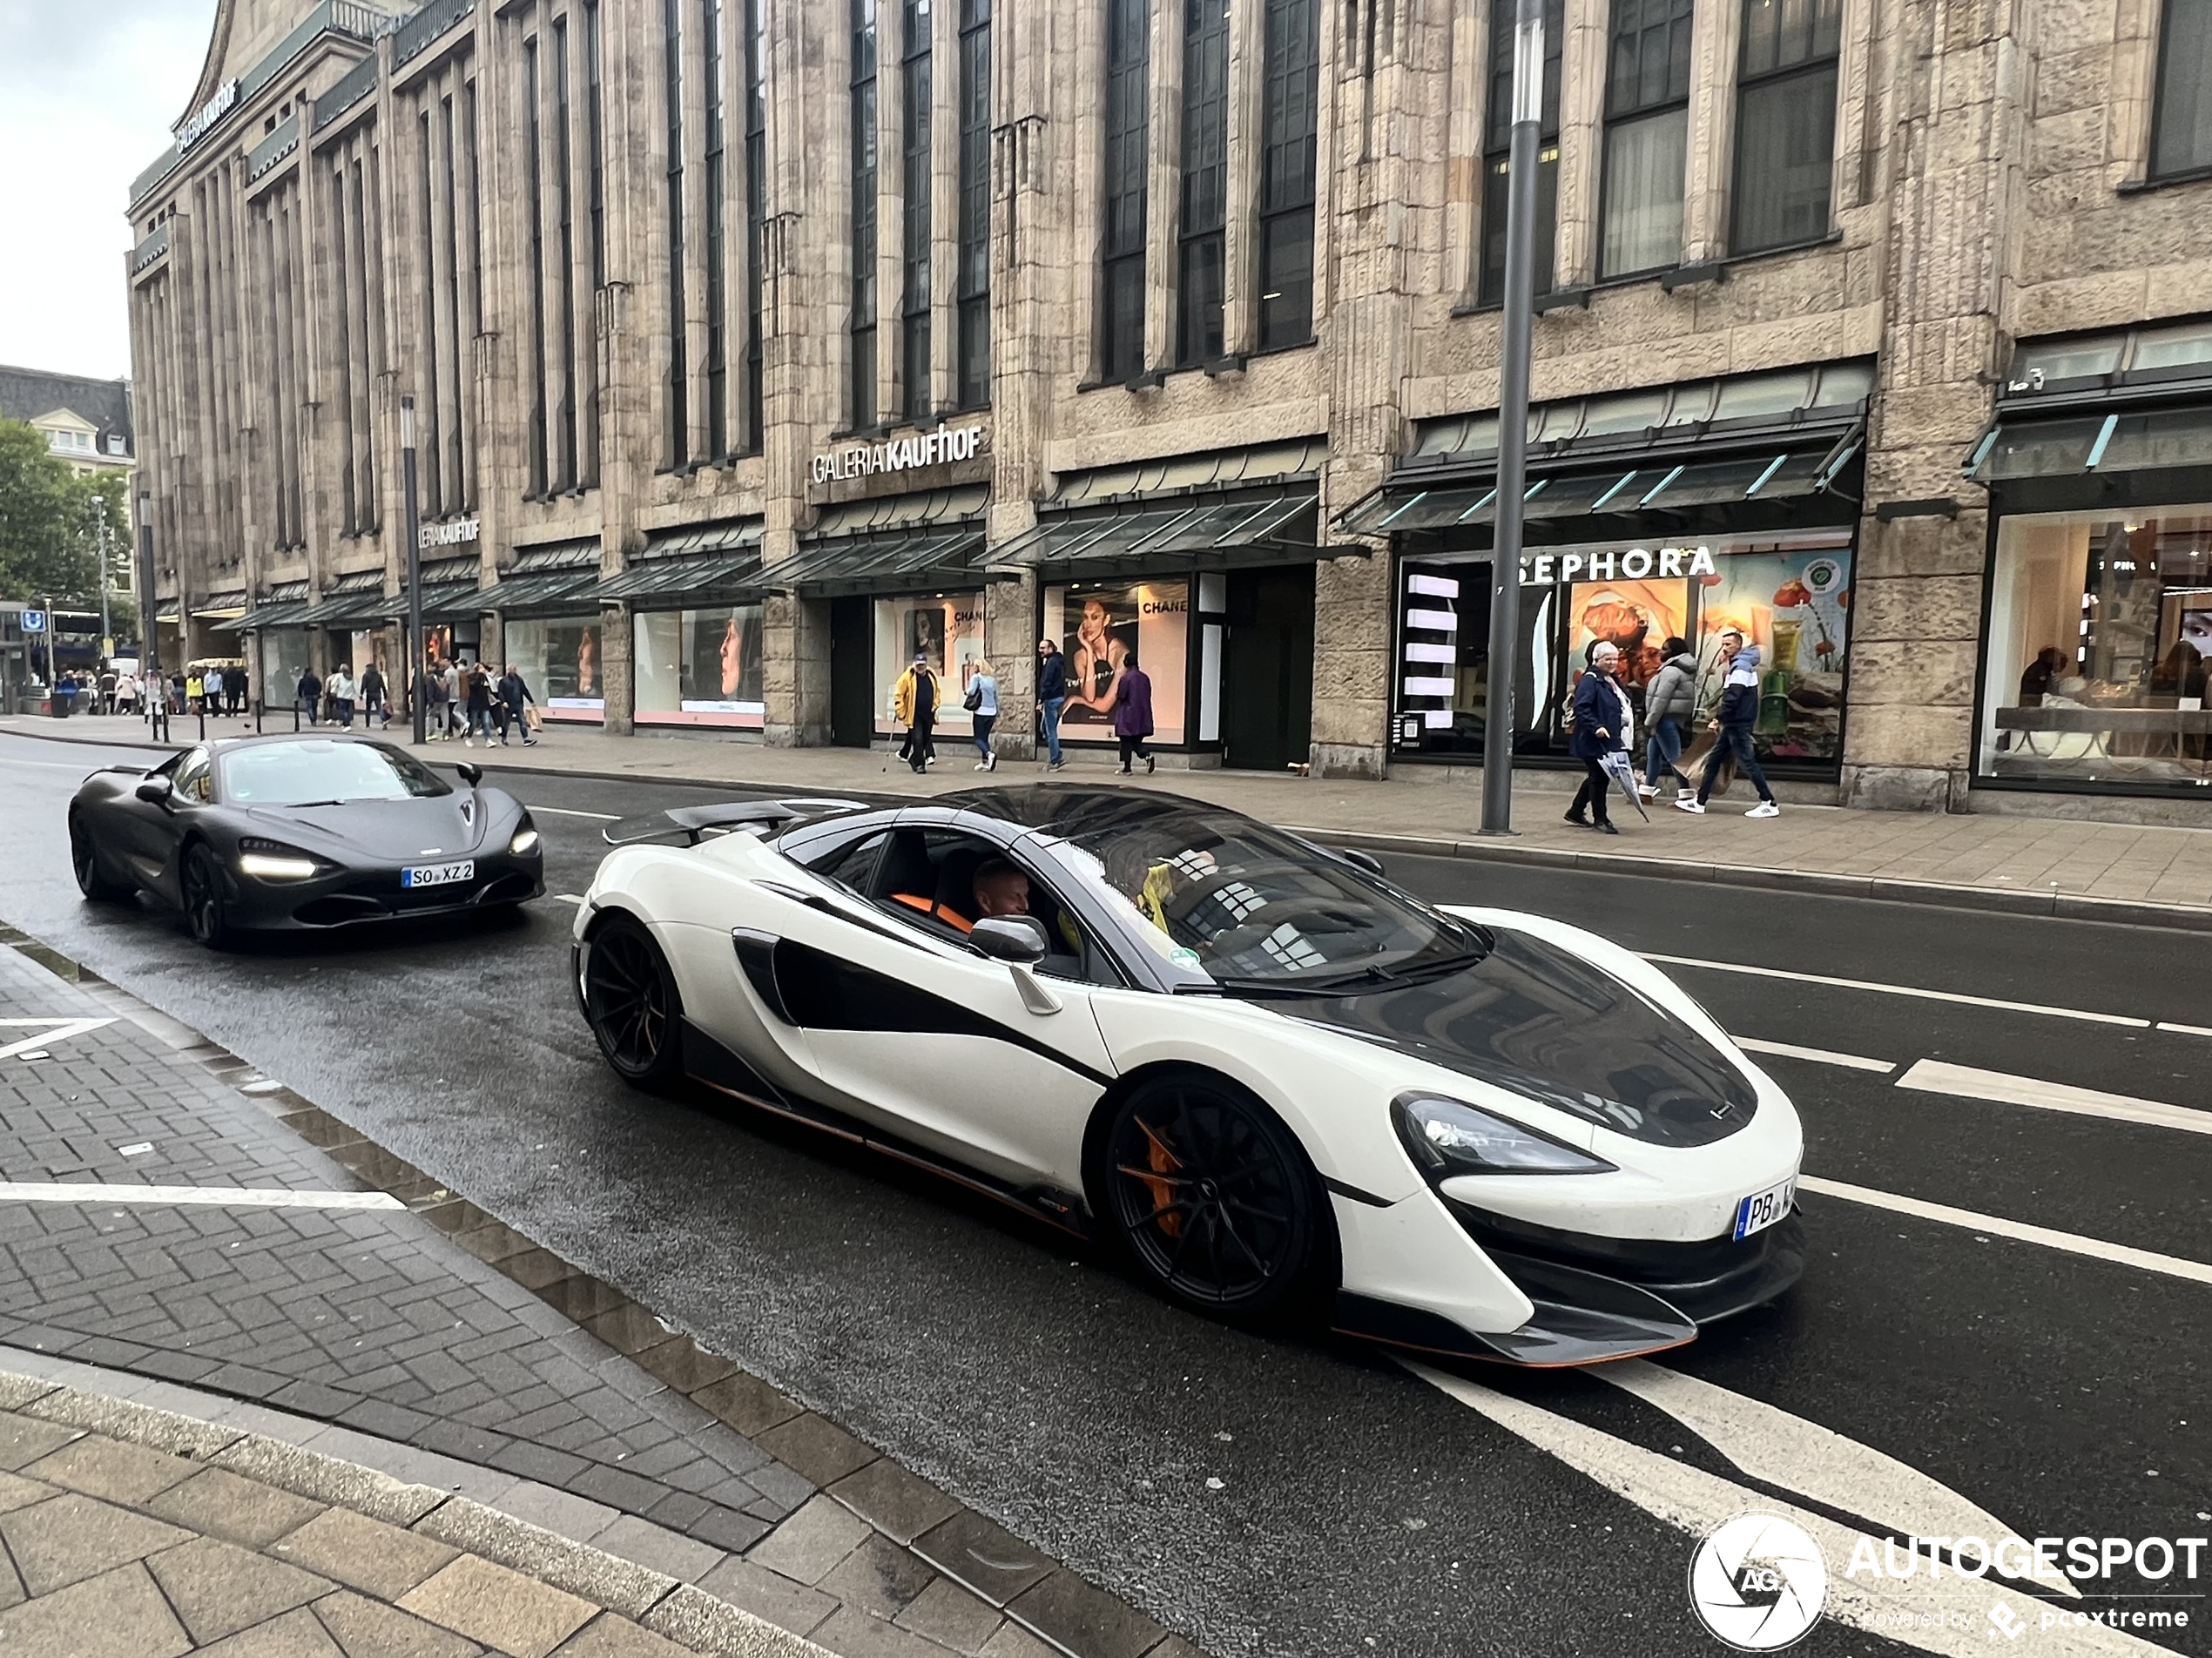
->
[0,0,215,382]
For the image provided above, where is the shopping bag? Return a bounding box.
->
[524,704,544,732]
[1679,728,1734,798]
[1597,751,1649,820]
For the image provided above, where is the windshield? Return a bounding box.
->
[1048,806,1478,987]
[219,740,451,806]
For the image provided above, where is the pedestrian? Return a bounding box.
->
[170,671,185,713]
[359,661,387,728]
[966,658,1000,772]
[463,660,496,745]
[97,666,117,715]
[297,665,321,725]
[1637,635,1699,805]
[1565,641,1633,834]
[894,653,938,773]
[1035,637,1068,771]
[116,669,137,714]
[1676,628,1780,819]
[186,666,205,714]
[328,664,357,728]
[229,664,246,714]
[496,663,538,745]
[1110,650,1156,774]
[442,658,464,739]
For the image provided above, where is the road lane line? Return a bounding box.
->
[0,1183,403,1211]
[528,805,621,819]
[2157,1021,2212,1038]
[1732,1036,1895,1073]
[1402,1362,2168,1656]
[1797,1175,2212,1286]
[1895,1058,2212,1137]
[553,893,584,905]
[1599,1359,2075,1597]
[1643,952,2149,1028]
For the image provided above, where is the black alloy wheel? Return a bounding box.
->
[70,813,133,902]
[583,916,684,1088]
[180,844,232,949]
[1101,1075,1326,1318]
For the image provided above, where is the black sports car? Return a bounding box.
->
[68,734,544,947]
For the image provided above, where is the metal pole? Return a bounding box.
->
[401,396,426,745]
[137,490,161,739]
[94,496,112,657]
[43,595,57,697]
[1479,0,1545,837]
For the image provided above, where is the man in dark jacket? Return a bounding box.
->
[359,662,387,729]
[1676,630,1779,818]
[1035,638,1068,770]
[496,664,537,745]
[1638,637,1699,803]
[1111,653,1156,774]
[297,667,322,726]
[1565,643,1631,833]
[462,661,496,746]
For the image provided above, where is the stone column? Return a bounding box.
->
[1554,0,1608,288]
[1680,0,1743,266]
[1145,0,1183,371]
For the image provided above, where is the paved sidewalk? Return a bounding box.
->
[11,710,2212,927]
[0,931,1194,1658]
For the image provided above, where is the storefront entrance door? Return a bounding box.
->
[1221,568,1315,771]
[830,596,873,748]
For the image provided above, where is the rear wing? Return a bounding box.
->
[602,798,867,847]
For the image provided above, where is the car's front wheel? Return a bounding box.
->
[1098,1073,1331,1319]
[180,843,233,949]
[582,914,685,1089]
[70,812,133,902]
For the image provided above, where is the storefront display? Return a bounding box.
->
[257,629,311,695]
[505,616,604,721]
[1977,507,2212,792]
[872,593,985,735]
[634,604,765,727]
[1394,534,1855,771]
[1042,581,1190,746]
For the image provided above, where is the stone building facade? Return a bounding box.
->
[129,0,2212,819]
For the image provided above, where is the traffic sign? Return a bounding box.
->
[21,610,45,633]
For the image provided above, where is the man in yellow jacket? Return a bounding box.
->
[893,654,939,774]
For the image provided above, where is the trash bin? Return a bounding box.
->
[51,685,75,718]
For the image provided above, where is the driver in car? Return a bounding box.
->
[972,859,1030,918]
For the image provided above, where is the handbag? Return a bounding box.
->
[962,685,983,713]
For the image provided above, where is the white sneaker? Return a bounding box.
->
[1745,800,1781,819]
[1676,788,1696,805]
[974,760,988,770]
[1636,783,1659,800]
[1673,799,1706,814]
[986,753,997,772]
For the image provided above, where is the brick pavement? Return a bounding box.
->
[9,711,2211,926]
[0,931,1197,1658]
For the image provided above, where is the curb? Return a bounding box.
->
[9,717,2211,935]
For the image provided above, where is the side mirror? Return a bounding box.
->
[455,762,483,787]
[1340,846,1386,878]
[970,914,1050,966]
[135,775,173,806]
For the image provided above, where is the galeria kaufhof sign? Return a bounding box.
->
[811,421,988,486]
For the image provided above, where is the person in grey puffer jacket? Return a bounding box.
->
[1638,637,1699,802]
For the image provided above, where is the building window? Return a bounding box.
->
[1475,0,1562,307]
[664,0,689,467]
[743,0,767,448]
[954,0,991,408]
[416,111,445,513]
[1100,0,1149,381]
[901,0,933,423]
[704,0,730,458]
[582,3,604,484]
[852,0,880,430]
[1599,0,1694,279]
[2153,0,2212,178]
[555,17,579,491]
[526,37,550,496]
[1731,0,1840,254]
[1258,0,1319,350]
[1177,0,1229,367]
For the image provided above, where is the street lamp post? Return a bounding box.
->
[92,496,112,658]
[138,489,163,738]
[401,395,426,745]
[1479,0,1546,837]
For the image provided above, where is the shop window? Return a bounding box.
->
[1979,509,2212,793]
[1475,0,1562,307]
[1258,0,1320,350]
[900,0,932,423]
[872,592,989,734]
[1731,0,1840,256]
[505,617,605,721]
[1599,0,1694,279]
[851,0,880,430]
[1177,0,1230,367]
[1042,581,1190,746]
[634,604,765,727]
[955,0,992,408]
[2154,0,2212,179]
[1099,0,1150,381]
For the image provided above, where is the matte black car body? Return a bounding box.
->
[68,734,544,943]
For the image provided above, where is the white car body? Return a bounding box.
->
[573,789,1804,1365]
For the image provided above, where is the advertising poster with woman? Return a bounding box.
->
[870,595,986,733]
[1045,582,1188,745]
[685,606,764,717]
[1568,579,1689,695]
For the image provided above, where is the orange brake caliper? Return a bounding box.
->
[1136,1118,1184,1238]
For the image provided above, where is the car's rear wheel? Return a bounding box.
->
[180,844,233,950]
[1100,1074,1328,1318]
[69,812,133,902]
[582,915,684,1089]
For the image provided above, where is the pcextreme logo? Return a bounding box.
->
[1688,1513,1829,1651]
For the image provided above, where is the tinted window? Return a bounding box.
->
[173,749,213,803]
[804,829,889,892]
[876,828,1123,986]
[219,740,452,806]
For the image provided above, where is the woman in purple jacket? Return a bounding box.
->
[1111,653,1156,774]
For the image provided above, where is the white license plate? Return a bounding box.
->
[401,859,475,889]
[1733,1176,1796,1240]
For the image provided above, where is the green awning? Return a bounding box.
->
[239,599,315,629]
[765,529,988,597]
[580,550,767,603]
[471,570,601,615]
[1965,408,2212,482]
[993,490,1333,576]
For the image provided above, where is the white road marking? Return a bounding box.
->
[1599,1359,2076,1597]
[1404,1362,2171,1657]
[553,893,584,905]
[2156,1020,2212,1038]
[1798,1175,2212,1286]
[0,1183,403,1211]
[528,805,620,819]
[1896,1059,2212,1138]
[1732,1035,1895,1073]
[0,1018,116,1061]
[1642,951,2150,1028]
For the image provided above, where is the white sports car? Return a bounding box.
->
[573,785,1804,1366]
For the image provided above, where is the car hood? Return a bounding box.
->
[1285,927,1757,1148]
[239,793,500,860]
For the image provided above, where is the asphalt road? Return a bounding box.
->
[2,727,2206,1658]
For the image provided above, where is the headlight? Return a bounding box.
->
[237,838,322,881]
[1392,1093,1617,1178]
[509,826,541,855]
